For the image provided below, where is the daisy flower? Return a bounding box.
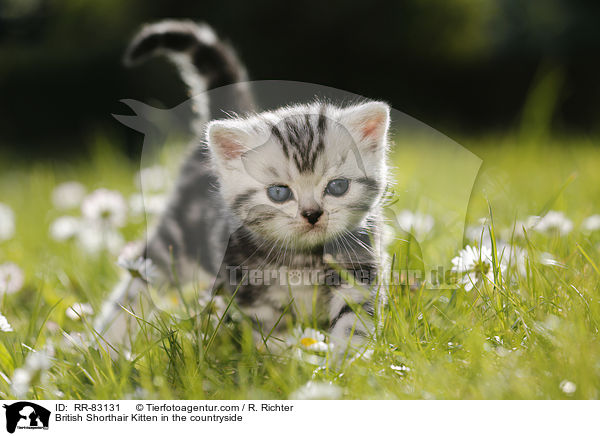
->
[66,302,94,320]
[289,381,342,400]
[0,262,24,295]
[49,215,81,241]
[117,255,157,283]
[531,211,573,235]
[390,364,411,375]
[52,181,86,210]
[582,215,600,232]
[0,202,15,242]
[395,210,434,239]
[11,347,53,398]
[0,313,13,332]
[291,327,332,352]
[451,245,499,291]
[11,368,31,398]
[560,380,576,395]
[81,188,127,228]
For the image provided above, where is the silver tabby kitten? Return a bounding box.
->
[95,20,390,354]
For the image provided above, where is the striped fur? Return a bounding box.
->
[96,20,390,355]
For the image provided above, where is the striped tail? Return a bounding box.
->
[124,19,255,123]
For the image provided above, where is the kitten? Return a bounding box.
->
[95,20,390,354]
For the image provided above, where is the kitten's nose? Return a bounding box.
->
[301,209,323,225]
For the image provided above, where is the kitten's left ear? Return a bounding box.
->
[341,101,390,150]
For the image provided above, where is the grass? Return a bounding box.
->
[1,132,600,400]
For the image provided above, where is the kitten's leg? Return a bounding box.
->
[328,287,375,354]
[243,301,290,352]
[92,275,150,351]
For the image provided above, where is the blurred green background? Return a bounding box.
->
[0,0,599,159]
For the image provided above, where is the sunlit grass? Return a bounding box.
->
[0,133,599,399]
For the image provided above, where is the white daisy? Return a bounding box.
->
[582,215,600,232]
[26,349,52,372]
[0,262,24,295]
[395,210,434,239]
[77,223,124,255]
[0,313,13,332]
[291,327,332,352]
[117,255,157,282]
[10,348,53,398]
[136,165,170,193]
[81,188,127,228]
[11,368,31,398]
[390,364,411,375]
[451,245,499,291]
[49,215,81,241]
[0,202,15,242]
[289,381,342,400]
[560,380,576,395]
[66,302,94,320]
[531,211,573,235]
[51,181,86,210]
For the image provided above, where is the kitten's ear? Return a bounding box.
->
[206,120,249,160]
[342,101,390,148]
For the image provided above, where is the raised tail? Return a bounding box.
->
[124,19,255,123]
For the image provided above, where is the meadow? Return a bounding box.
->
[0,131,599,400]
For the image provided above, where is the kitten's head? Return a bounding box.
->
[206,101,389,249]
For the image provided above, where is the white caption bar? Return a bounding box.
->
[0,400,593,436]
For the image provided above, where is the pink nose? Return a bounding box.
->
[301,209,323,225]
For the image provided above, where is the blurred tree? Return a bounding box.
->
[0,0,598,158]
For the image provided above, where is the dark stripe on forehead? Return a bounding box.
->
[295,112,327,173]
[232,188,258,214]
[269,108,331,174]
[270,124,289,159]
[304,113,315,151]
[284,116,309,172]
[317,103,327,135]
[285,117,303,147]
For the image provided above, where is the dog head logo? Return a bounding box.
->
[2,402,50,433]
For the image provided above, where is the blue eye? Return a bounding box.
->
[326,178,349,196]
[267,185,292,203]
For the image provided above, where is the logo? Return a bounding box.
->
[2,402,50,434]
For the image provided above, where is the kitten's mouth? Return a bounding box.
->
[301,223,326,233]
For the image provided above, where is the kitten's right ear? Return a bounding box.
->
[206,120,249,160]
